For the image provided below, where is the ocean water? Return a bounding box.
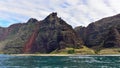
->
[0,55,120,68]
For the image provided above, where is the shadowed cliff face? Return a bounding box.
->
[75,14,120,49]
[23,12,83,53]
[0,12,83,54]
[104,28,120,48]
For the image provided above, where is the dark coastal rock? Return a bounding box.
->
[104,28,120,48]
[0,12,83,54]
[24,12,83,53]
[75,14,120,49]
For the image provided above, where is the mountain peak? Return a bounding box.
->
[49,12,57,17]
[27,18,38,23]
[44,12,58,21]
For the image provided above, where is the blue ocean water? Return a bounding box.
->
[0,55,120,68]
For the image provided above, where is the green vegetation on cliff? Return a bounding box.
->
[51,46,95,55]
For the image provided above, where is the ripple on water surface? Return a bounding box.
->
[0,55,120,68]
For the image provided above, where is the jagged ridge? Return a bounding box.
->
[0,12,83,54]
[75,14,120,51]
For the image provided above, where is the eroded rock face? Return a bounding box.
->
[104,28,120,48]
[1,19,38,54]
[75,14,120,48]
[24,12,83,53]
[0,12,83,54]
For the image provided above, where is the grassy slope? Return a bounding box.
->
[51,46,120,55]
[51,46,95,55]
[99,48,120,55]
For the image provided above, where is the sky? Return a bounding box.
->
[0,0,120,27]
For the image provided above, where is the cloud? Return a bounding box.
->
[0,0,120,27]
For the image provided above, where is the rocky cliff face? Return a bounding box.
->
[2,12,120,54]
[2,19,37,54]
[75,14,120,49]
[103,27,120,48]
[0,12,83,54]
[24,12,83,53]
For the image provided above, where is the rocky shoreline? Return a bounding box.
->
[9,53,120,56]
[10,54,74,56]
